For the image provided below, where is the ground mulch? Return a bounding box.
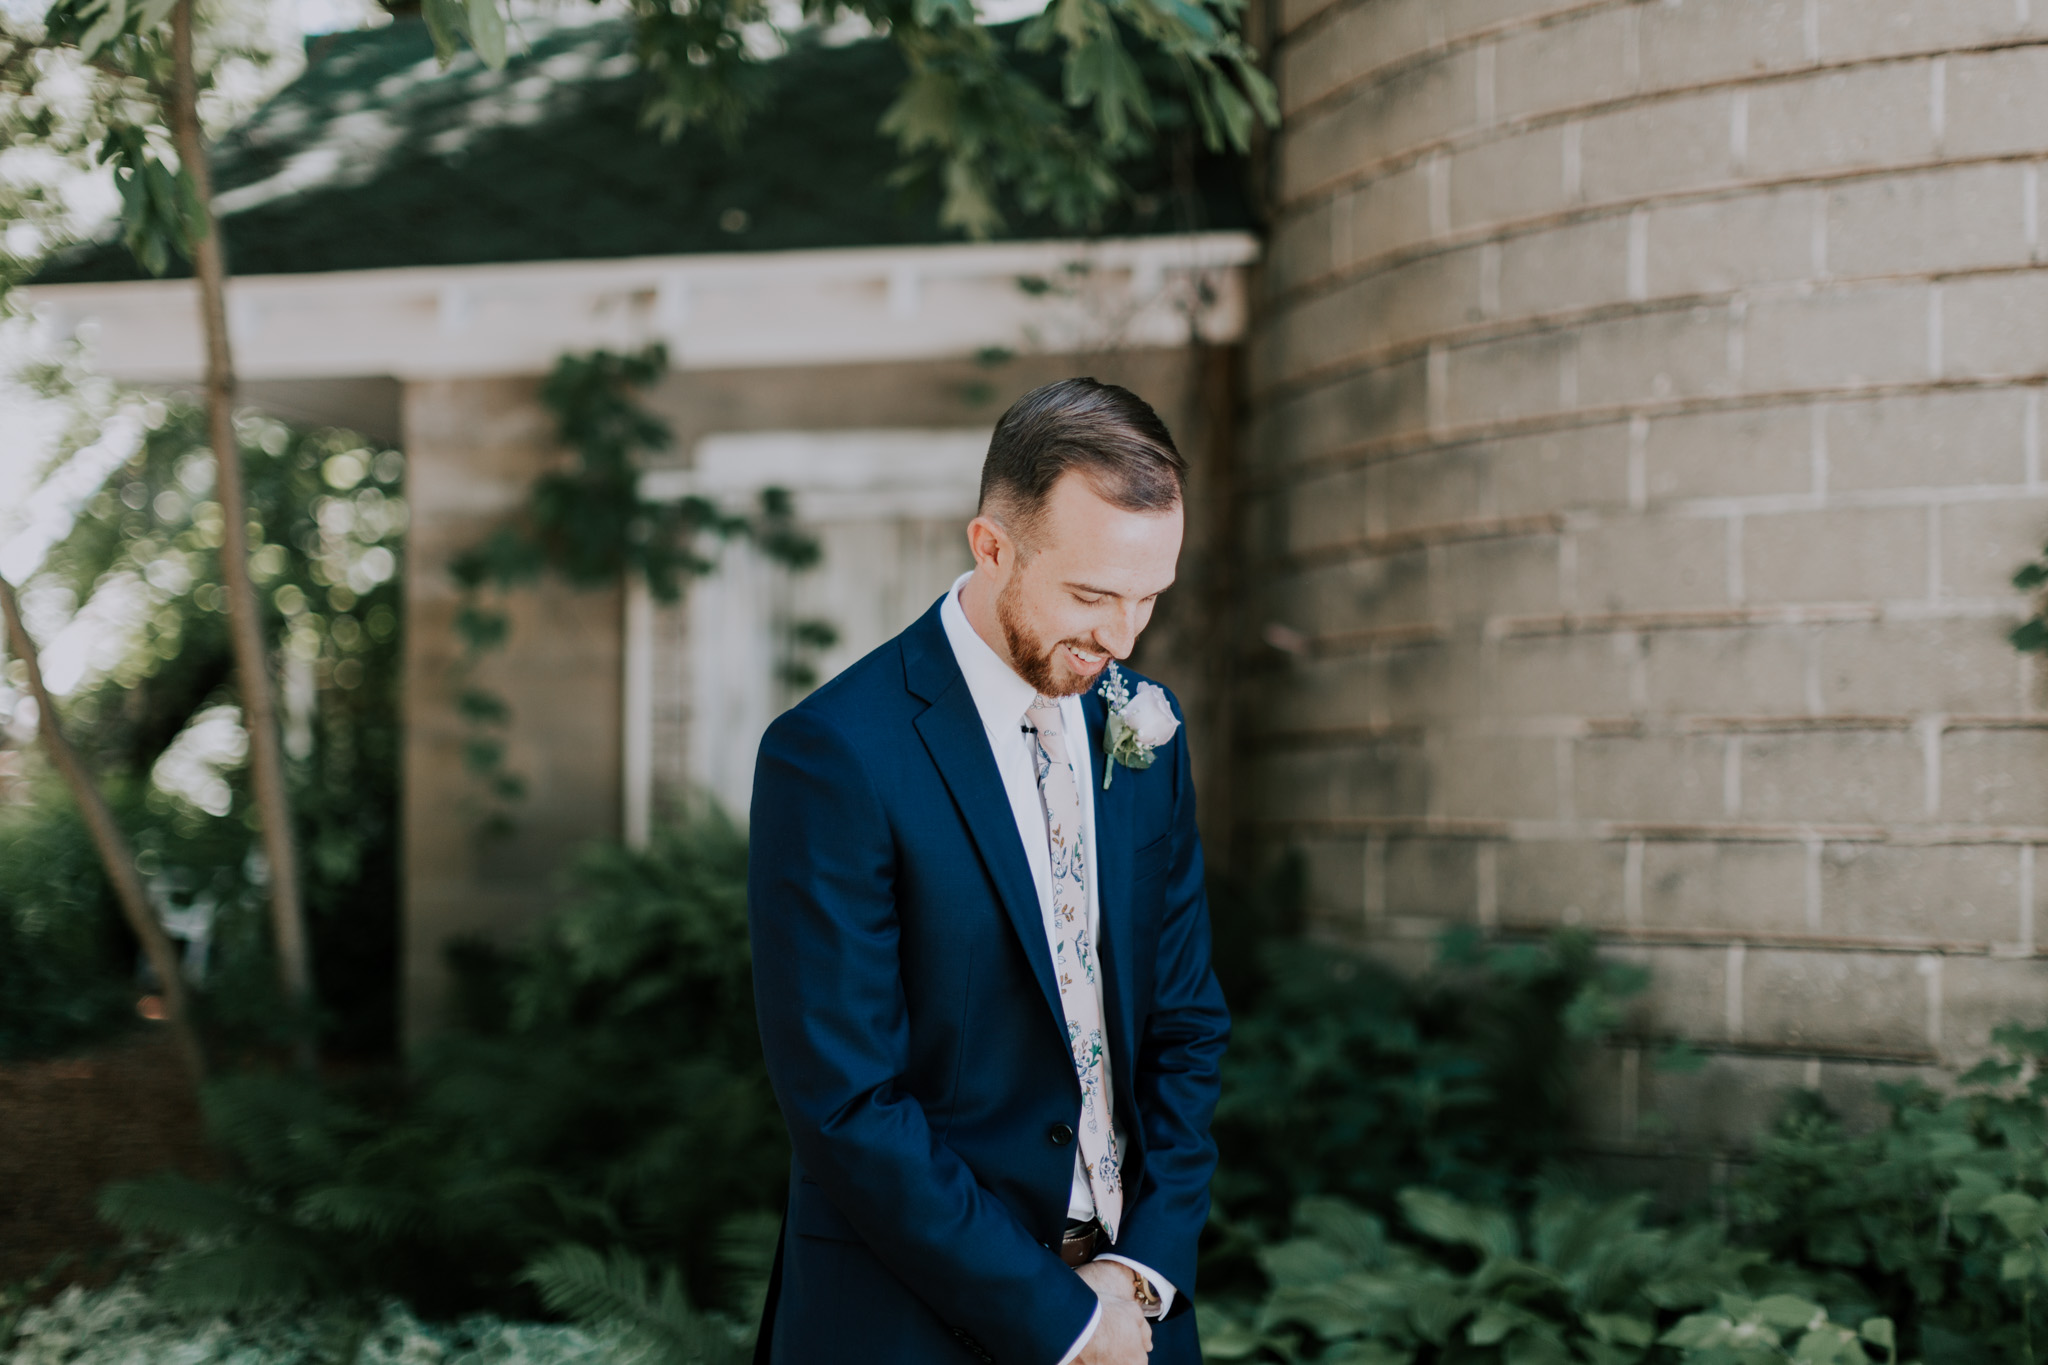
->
[0,1026,215,1288]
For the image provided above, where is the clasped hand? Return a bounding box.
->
[1073,1261,1152,1365]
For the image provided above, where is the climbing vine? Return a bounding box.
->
[450,344,835,831]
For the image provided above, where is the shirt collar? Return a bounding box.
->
[939,570,1042,736]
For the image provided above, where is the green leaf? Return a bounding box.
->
[1257,1237,1354,1287]
[1581,1344,1646,1365]
[1584,1312,1656,1347]
[1503,1331,1571,1365]
[1323,1343,1414,1365]
[421,0,466,62]
[1654,1039,1710,1074]
[1399,1188,1519,1259]
[1858,1319,1896,1350]
[1999,1244,2048,1283]
[1295,1197,1390,1269]
[1790,1324,1872,1365]
[464,0,509,68]
[456,688,510,725]
[1658,1313,1731,1349]
[1754,1295,1825,1331]
[1064,36,1150,147]
[1467,1303,1521,1346]
[1981,1190,2045,1239]
[77,0,127,56]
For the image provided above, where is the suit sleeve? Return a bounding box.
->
[1099,687,1230,1313]
[748,705,1098,1365]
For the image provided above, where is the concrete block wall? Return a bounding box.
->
[1251,0,2048,1162]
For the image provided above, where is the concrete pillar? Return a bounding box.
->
[399,376,623,1041]
[1253,0,2048,1156]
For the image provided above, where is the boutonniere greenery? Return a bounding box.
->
[1096,662,1181,789]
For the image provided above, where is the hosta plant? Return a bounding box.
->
[1201,1189,1902,1365]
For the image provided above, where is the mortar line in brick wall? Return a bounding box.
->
[1249,373,2048,491]
[1489,603,1877,638]
[1269,150,2048,316]
[1281,512,1565,570]
[1275,0,1612,74]
[1591,714,1920,736]
[1269,488,2048,577]
[1256,814,2048,844]
[1255,712,2023,745]
[1371,916,2026,967]
[1591,1024,1939,1079]
[1253,723,1427,749]
[1276,29,2048,210]
[1255,257,2048,413]
[1563,922,2009,960]
[1264,602,2031,666]
[1333,907,2037,965]
[1286,622,1448,656]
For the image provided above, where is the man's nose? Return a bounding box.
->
[1096,609,1140,659]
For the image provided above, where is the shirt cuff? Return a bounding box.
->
[1054,1301,1101,1365]
[1094,1254,1177,1320]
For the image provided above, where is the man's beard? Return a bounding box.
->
[996,574,1100,698]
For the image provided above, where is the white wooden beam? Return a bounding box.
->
[24,232,1258,384]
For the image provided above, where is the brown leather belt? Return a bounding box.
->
[1059,1218,1104,1268]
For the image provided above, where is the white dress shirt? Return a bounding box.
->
[938,574,1176,1363]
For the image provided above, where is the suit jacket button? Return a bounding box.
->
[1048,1123,1074,1146]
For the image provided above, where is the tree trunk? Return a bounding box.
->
[0,579,208,1085]
[166,0,315,1069]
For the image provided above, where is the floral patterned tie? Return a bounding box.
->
[1025,696,1123,1240]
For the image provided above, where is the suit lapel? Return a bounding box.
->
[1081,689,1138,1077]
[903,605,1066,1036]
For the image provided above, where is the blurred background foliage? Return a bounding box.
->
[0,389,404,1060]
[96,818,782,1327]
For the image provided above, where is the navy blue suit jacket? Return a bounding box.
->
[746,597,1229,1365]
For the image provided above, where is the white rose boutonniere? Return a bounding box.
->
[1096,662,1180,789]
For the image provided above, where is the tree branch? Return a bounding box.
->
[0,576,207,1084]
[168,0,315,1069]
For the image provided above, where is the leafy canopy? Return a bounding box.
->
[33,0,1274,280]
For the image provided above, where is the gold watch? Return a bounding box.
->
[1129,1268,1161,1312]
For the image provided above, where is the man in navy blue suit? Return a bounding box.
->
[747,378,1229,1365]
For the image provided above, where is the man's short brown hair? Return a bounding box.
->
[977,378,1185,544]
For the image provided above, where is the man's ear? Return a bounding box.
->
[966,514,1011,572]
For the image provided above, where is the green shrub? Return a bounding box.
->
[1200,1189,1904,1365]
[97,816,784,1323]
[6,400,407,1060]
[1213,929,1648,1234]
[1730,1023,2048,1364]
[0,796,142,1059]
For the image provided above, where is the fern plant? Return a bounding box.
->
[522,1244,747,1365]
